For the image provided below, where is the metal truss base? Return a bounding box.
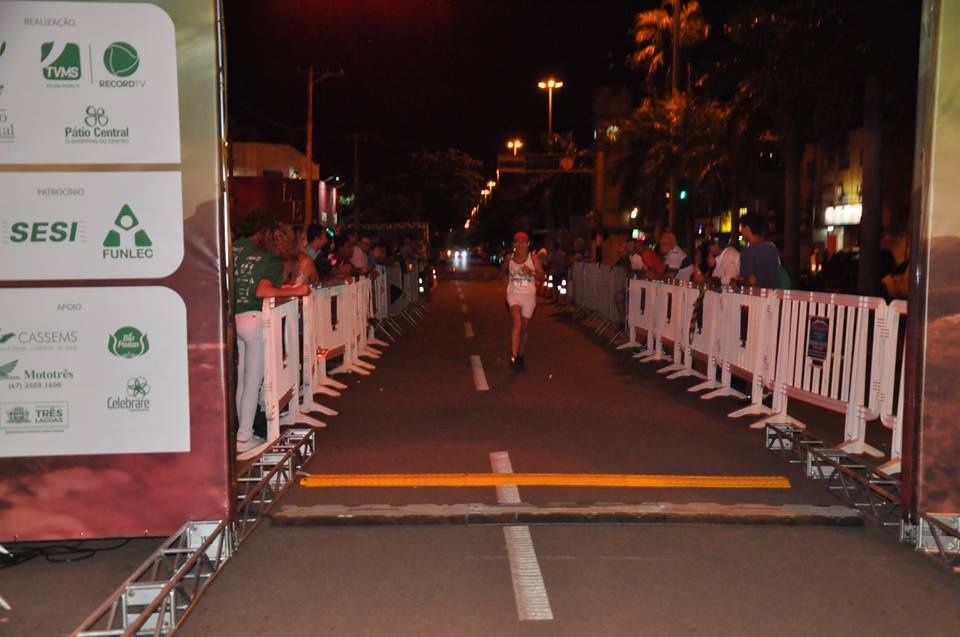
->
[75,520,233,636]
[763,424,960,575]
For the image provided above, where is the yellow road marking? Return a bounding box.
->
[300,473,791,489]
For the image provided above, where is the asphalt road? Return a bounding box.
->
[179,272,960,636]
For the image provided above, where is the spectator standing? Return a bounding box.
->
[738,213,783,289]
[660,231,694,281]
[284,225,320,286]
[233,221,309,453]
[304,224,328,261]
[712,237,741,286]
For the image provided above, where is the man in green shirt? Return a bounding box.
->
[233,221,310,453]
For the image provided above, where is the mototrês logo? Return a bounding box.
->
[0,360,18,379]
[108,326,150,358]
[41,42,81,81]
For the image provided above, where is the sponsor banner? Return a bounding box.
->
[0,172,184,280]
[0,286,190,457]
[0,1,180,163]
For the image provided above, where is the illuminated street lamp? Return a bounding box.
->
[487,180,497,189]
[506,138,524,156]
[537,77,564,138]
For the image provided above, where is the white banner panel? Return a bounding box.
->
[0,1,181,163]
[0,171,184,280]
[0,286,190,457]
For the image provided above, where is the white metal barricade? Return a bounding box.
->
[876,300,907,474]
[685,288,729,391]
[239,297,324,461]
[752,290,888,456]
[592,265,616,333]
[300,289,343,412]
[635,279,675,364]
[616,276,645,350]
[662,282,709,382]
[700,288,777,417]
[628,279,660,358]
[371,264,401,341]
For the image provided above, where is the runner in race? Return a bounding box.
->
[502,231,545,370]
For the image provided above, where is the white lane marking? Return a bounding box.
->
[461,303,469,313]
[470,355,489,391]
[464,322,474,338]
[489,451,553,622]
[458,291,465,300]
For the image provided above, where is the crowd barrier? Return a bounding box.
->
[239,264,427,460]
[568,265,908,474]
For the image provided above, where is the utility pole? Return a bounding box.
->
[353,132,360,227]
[304,65,315,226]
[668,0,680,237]
[303,67,343,226]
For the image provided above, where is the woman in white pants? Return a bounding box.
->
[233,222,309,454]
[502,231,544,370]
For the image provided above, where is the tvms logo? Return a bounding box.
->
[102,205,153,260]
[107,376,151,412]
[4,221,85,243]
[100,42,145,88]
[41,42,81,81]
[108,326,150,358]
[0,109,14,143]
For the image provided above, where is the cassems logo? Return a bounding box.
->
[0,329,79,351]
[100,42,145,88]
[107,376,151,412]
[41,42,81,82]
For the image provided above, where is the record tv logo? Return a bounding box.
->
[41,42,81,81]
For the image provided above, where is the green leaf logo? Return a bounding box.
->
[0,331,14,344]
[0,360,17,379]
[0,42,7,58]
[107,326,150,358]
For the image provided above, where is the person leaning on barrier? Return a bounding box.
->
[285,225,320,286]
[659,231,694,281]
[304,224,328,261]
[737,213,785,289]
[233,220,311,454]
[710,235,740,287]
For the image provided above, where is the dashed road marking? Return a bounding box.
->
[461,303,469,313]
[490,451,553,621]
[469,355,489,391]
[464,322,474,338]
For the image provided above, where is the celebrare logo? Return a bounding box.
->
[107,376,151,412]
[41,42,81,81]
[0,360,18,380]
[108,326,150,358]
[102,204,153,260]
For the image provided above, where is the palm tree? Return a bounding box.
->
[630,1,710,235]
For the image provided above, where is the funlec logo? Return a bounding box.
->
[41,42,81,81]
[102,205,153,260]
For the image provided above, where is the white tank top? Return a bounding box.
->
[508,252,536,295]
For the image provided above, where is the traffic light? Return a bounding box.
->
[679,189,688,200]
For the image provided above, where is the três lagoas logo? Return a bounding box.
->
[108,326,150,358]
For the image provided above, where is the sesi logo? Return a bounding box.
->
[6,221,84,243]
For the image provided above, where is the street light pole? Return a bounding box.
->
[537,78,563,140]
[303,66,343,226]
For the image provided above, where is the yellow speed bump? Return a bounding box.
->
[299,473,791,489]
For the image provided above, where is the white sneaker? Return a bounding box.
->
[236,436,265,453]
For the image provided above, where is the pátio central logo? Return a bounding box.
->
[108,326,150,358]
[0,109,14,142]
[65,105,130,142]
[102,205,153,260]
[41,42,81,82]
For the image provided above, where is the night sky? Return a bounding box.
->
[224,0,698,181]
